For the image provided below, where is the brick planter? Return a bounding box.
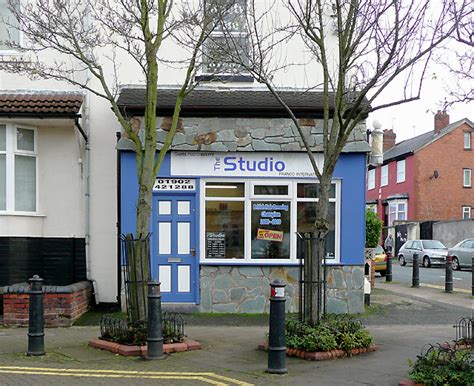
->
[258,342,377,361]
[2,281,92,327]
[88,338,202,356]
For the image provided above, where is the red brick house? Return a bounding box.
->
[366,112,473,225]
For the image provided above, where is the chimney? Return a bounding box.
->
[383,129,396,151]
[434,110,449,134]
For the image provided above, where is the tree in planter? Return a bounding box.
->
[365,210,382,249]
[1,0,225,321]
[216,0,467,324]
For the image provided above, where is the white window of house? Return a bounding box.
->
[388,200,407,226]
[366,204,377,214]
[381,165,388,186]
[396,160,406,183]
[367,169,375,190]
[462,206,471,219]
[0,0,20,51]
[464,132,471,150]
[463,168,472,188]
[0,124,37,212]
[201,179,340,263]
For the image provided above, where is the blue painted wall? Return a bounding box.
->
[120,151,366,266]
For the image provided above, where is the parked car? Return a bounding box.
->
[373,245,388,276]
[398,240,448,268]
[448,238,474,271]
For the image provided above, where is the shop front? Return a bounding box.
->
[117,87,370,314]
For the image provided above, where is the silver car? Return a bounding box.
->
[448,238,474,270]
[398,240,448,268]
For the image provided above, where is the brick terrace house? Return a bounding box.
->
[366,112,473,226]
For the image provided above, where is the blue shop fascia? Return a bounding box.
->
[117,87,371,314]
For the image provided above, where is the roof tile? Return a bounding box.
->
[0,91,83,115]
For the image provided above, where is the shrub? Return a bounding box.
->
[285,314,373,354]
[408,347,473,386]
[366,209,383,248]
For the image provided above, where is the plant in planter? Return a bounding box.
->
[285,314,374,356]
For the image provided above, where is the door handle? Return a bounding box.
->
[190,248,196,256]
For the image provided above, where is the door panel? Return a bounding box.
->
[153,195,197,302]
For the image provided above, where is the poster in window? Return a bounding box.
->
[206,232,226,258]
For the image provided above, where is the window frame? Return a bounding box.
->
[464,132,472,150]
[387,199,407,226]
[0,0,23,54]
[381,165,388,186]
[462,206,471,220]
[367,169,375,190]
[463,168,472,188]
[396,159,406,183]
[200,178,341,265]
[0,122,38,214]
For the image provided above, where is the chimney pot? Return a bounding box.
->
[434,110,449,134]
[383,129,396,151]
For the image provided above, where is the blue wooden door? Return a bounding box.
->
[152,195,197,302]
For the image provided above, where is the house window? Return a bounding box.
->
[388,200,407,226]
[464,132,471,150]
[381,165,388,186]
[202,179,340,263]
[0,0,20,51]
[202,0,250,78]
[462,206,471,219]
[366,204,377,214]
[463,168,472,188]
[396,160,405,183]
[0,124,37,212]
[367,169,375,190]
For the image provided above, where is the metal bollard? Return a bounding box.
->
[386,252,393,282]
[267,280,287,374]
[27,275,45,356]
[146,281,164,360]
[472,257,474,297]
[445,256,453,293]
[412,253,420,288]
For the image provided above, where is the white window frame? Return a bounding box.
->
[0,122,38,214]
[366,204,377,214]
[0,0,23,54]
[463,168,472,188]
[396,160,406,183]
[367,169,375,190]
[381,165,388,186]
[200,178,341,264]
[462,206,471,219]
[464,132,471,150]
[388,199,407,226]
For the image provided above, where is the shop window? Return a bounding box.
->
[0,124,37,212]
[202,180,339,262]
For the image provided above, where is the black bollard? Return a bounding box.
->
[412,253,420,288]
[445,256,453,293]
[27,275,45,356]
[386,252,393,282]
[267,280,287,374]
[146,281,164,360]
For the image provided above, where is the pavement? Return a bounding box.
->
[0,281,472,386]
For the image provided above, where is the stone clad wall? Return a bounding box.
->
[200,265,364,314]
[148,117,367,153]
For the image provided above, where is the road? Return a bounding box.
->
[375,262,472,291]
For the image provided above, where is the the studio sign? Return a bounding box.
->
[216,156,286,172]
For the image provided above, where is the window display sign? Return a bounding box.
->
[257,229,284,242]
[206,232,226,258]
[153,178,196,191]
[171,152,324,178]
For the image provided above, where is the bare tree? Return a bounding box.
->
[1,0,223,321]
[218,0,467,324]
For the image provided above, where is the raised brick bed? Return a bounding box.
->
[2,281,92,327]
[258,342,377,361]
[88,338,202,356]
